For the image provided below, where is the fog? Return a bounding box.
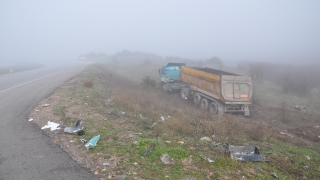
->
[1,0,320,65]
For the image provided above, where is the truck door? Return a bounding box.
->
[221,75,252,102]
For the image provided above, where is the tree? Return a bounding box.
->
[206,56,223,67]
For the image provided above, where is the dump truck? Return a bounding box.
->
[159,63,253,116]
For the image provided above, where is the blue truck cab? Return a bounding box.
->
[159,63,186,92]
[159,63,186,83]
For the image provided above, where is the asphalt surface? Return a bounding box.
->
[0,63,97,180]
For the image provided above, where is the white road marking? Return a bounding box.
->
[0,68,70,94]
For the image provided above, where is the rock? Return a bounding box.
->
[160,154,172,164]
[305,156,311,160]
[200,137,212,142]
[117,175,126,180]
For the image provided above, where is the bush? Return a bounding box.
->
[83,80,93,88]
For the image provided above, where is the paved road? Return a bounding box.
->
[0,63,97,180]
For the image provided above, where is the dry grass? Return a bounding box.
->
[31,62,320,179]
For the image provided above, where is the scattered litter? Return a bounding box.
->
[160,115,171,121]
[70,140,74,143]
[280,132,294,137]
[255,167,263,173]
[200,137,212,142]
[42,104,51,107]
[165,141,171,143]
[318,136,320,138]
[270,173,278,178]
[34,109,39,112]
[41,121,61,131]
[151,122,157,128]
[160,154,172,164]
[314,126,319,129]
[85,135,100,150]
[305,156,311,160]
[212,141,220,146]
[303,165,308,170]
[206,158,214,163]
[129,134,134,138]
[77,130,85,136]
[103,162,109,167]
[133,162,138,165]
[53,129,61,135]
[294,105,306,113]
[121,111,125,115]
[143,145,154,156]
[80,139,87,143]
[28,118,34,122]
[64,120,83,134]
[227,144,268,162]
[177,141,185,145]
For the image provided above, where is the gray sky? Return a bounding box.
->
[1,0,320,63]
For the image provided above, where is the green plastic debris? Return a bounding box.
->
[85,135,100,150]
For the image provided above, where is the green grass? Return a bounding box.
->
[48,63,320,179]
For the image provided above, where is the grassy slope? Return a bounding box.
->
[48,62,319,179]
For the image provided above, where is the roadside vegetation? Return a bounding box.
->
[30,60,320,180]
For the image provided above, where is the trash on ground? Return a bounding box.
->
[161,115,170,121]
[70,140,75,143]
[305,156,310,160]
[314,126,319,129]
[143,145,154,156]
[303,165,308,170]
[85,135,100,150]
[28,118,34,122]
[151,122,157,128]
[133,162,138,165]
[212,141,220,146]
[103,162,109,167]
[165,141,171,143]
[34,109,39,112]
[64,120,83,134]
[200,137,212,142]
[294,105,306,113]
[177,141,184,145]
[160,154,172,164]
[270,173,278,178]
[117,175,127,180]
[227,144,268,162]
[280,132,294,137]
[42,104,51,107]
[53,129,61,135]
[206,158,214,163]
[41,121,61,131]
[80,139,87,143]
[77,130,85,136]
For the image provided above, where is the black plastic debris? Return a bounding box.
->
[64,120,84,134]
[226,144,268,162]
[143,145,154,156]
[77,130,85,136]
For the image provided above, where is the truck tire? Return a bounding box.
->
[180,88,190,99]
[193,94,201,106]
[200,98,209,110]
[162,83,168,93]
[209,101,218,114]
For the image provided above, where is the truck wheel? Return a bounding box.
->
[200,98,209,110]
[180,88,190,99]
[193,94,201,106]
[162,83,168,92]
[209,101,218,114]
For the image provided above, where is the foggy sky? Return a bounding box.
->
[1,0,320,64]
